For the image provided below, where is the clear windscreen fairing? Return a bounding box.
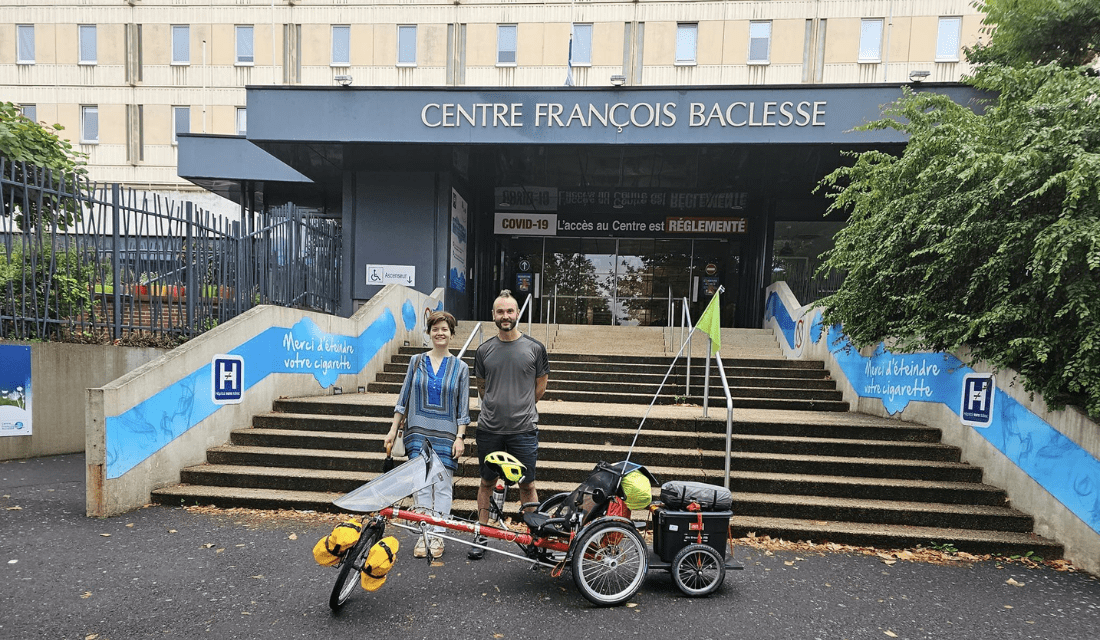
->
[333,442,447,513]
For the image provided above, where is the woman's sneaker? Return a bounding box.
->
[428,537,444,558]
[413,536,429,558]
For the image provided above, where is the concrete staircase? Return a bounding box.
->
[151,326,1064,558]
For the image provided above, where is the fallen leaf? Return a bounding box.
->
[883,559,897,566]
[85,635,99,640]
[1006,578,1025,587]
[168,529,177,533]
[81,591,92,599]
[126,523,134,528]
[288,533,298,540]
[99,533,111,537]
[626,602,638,608]
[493,635,503,639]
[1004,605,1013,609]
[202,543,215,549]
[241,611,251,615]
[7,506,22,511]
[785,561,795,566]
[884,632,898,638]
[251,575,264,579]
[216,548,225,553]
[7,559,17,565]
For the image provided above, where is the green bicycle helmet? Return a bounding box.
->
[484,451,527,485]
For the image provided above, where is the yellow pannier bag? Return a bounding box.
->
[312,519,363,567]
[360,536,400,592]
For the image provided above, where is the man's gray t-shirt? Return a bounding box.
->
[474,334,549,434]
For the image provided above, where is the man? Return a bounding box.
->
[468,290,549,560]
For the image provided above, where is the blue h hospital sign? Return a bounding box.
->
[212,355,244,405]
[960,373,995,427]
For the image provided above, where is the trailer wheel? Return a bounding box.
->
[671,543,725,597]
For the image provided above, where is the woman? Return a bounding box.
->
[384,310,470,559]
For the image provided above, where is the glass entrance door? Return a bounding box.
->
[498,237,739,326]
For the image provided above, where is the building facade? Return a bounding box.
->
[3,1,987,326]
[3,1,983,188]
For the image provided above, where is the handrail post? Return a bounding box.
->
[715,354,734,490]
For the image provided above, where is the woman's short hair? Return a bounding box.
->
[425,310,457,335]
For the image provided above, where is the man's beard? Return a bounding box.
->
[495,317,513,331]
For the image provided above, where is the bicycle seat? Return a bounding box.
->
[522,511,570,538]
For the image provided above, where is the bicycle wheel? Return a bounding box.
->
[671,543,725,597]
[329,524,382,612]
[570,519,648,607]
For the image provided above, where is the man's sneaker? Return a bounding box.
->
[467,534,488,560]
[428,537,444,558]
[413,536,428,558]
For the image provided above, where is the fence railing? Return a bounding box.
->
[0,158,341,344]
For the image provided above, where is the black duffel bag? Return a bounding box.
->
[659,481,733,512]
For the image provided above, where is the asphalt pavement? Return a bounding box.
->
[2,454,1099,640]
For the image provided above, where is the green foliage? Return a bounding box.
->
[0,101,89,228]
[968,0,1100,69]
[0,245,94,338]
[0,102,87,173]
[816,63,1100,418]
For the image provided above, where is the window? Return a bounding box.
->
[332,25,350,66]
[676,23,697,65]
[859,18,884,62]
[79,25,97,64]
[172,25,189,65]
[17,25,34,64]
[937,16,962,61]
[748,21,771,64]
[571,23,592,66]
[21,104,36,123]
[173,106,190,144]
[236,107,247,136]
[236,25,254,65]
[397,25,417,66]
[497,25,517,65]
[81,106,99,144]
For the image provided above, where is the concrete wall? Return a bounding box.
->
[86,284,444,517]
[0,343,165,461]
[764,281,1100,576]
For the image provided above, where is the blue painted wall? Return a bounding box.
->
[765,291,1100,536]
[104,310,397,479]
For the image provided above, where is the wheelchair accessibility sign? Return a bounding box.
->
[366,264,415,286]
[212,355,245,405]
[960,373,995,427]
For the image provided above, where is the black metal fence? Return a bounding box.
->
[0,158,341,344]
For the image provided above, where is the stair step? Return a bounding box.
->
[731,492,1033,532]
[728,515,1064,558]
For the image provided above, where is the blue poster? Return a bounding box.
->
[0,345,32,436]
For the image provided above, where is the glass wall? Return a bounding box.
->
[499,236,740,326]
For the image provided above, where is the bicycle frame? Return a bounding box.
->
[379,506,571,562]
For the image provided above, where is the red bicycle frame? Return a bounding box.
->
[379,507,572,553]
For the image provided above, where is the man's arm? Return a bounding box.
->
[476,377,485,402]
[535,374,548,401]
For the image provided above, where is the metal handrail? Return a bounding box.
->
[712,352,735,490]
[680,298,693,396]
[456,322,483,361]
[518,293,534,335]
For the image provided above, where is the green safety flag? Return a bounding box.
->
[695,291,721,355]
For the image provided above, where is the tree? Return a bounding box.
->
[816,61,1100,418]
[968,0,1100,69]
[0,101,89,228]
